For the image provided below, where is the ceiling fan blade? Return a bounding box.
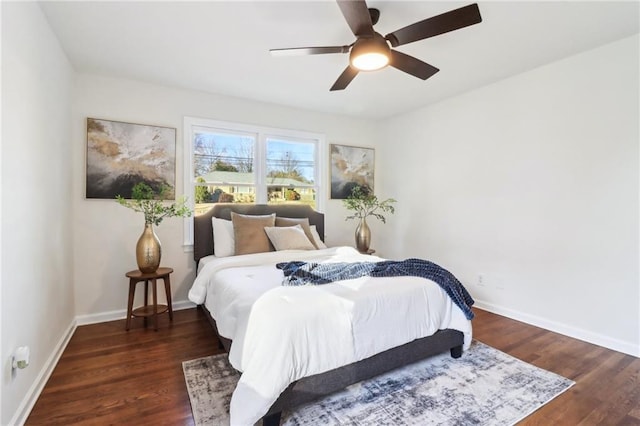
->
[385,3,482,48]
[389,50,439,80]
[270,45,350,57]
[330,65,359,91]
[336,0,374,37]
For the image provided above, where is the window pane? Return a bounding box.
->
[194,184,256,216]
[267,186,316,209]
[266,138,315,187]
[194,131,254,183]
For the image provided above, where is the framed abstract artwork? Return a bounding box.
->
[330,144,375,199]
[86,118,177,199]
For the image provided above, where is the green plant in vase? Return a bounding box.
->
[116,182,192,273]
[343,185,396,253]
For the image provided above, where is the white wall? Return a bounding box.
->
[1,2,75,424]
[72,74,375,318]
[378,35,639,356]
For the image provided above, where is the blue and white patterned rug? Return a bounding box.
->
[182,341,574,425]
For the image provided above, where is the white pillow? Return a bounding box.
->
[212,217,235,257]
[310,225,327,249]
[264,225,316,251]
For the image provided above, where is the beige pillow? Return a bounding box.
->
[231,212,276,255]
[275,217,318,249]
[264,225,316,251]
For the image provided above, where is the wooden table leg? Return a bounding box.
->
[126,279,135,331]
[143,280,149,328]
[152,277,158,331]
[164,275,173,322]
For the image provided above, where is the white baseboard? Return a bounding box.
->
[9,319,77,426]
[474,299,639,358]
[75,299,197,326]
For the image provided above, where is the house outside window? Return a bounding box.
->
[183,117,326,246]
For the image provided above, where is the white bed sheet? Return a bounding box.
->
[188,246,472,425]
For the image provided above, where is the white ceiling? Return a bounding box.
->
[39,1,639,119]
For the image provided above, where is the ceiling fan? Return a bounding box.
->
[270,1,482,91]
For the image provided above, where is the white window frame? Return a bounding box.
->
[183,116,326,248]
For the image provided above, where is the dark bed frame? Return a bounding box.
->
[193,203,464,426]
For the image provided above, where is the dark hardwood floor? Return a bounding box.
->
[26,307,640,425]
[26,307,222,425]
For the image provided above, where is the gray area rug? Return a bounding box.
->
[182,341,574,425]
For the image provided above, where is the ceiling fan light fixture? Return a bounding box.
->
[352,52,389,71]
[350,34,390,71]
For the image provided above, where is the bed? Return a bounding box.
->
[189,204,472,426]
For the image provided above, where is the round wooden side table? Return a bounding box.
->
[125,267,174,331]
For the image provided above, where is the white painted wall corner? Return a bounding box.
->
[9,320,77,426]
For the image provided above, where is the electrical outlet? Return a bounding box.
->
[477,273,485,286]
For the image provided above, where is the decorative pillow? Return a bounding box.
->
[275,217,318,249]
[231,212,276,255]
[310,225,328,249]
[264,225,316,251]
[212,217,235,257]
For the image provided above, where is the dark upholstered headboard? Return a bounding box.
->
[193,203,325,264]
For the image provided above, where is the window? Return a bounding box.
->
[183,117,325,246]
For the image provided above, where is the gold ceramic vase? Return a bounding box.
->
[136,223,161,273]
[355,217,371,253]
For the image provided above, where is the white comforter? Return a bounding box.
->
[188,246,472,426]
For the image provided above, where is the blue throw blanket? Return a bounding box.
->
[276,259,475,320]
